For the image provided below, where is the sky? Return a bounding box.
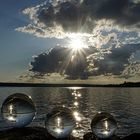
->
[1,0,140,84]
[0,0,63,82]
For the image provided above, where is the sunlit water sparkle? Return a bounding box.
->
[0,87,140,139]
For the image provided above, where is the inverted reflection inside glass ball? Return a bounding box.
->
[1,93,36,128]
[45,107,76,138]
[91,112,117,139]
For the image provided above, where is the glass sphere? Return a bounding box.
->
[45,107,76,138]
[1,93,36,128]
[91,112,117,139]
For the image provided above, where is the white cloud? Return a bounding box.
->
[122,62,140,77]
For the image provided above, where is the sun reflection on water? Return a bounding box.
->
[70,88,86,138]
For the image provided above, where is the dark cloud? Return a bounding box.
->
[16,0,140,38]
[82,0,140,27]
[29,43,140,79]
[30,46,69,74]
[38,4,55,26]
[37,1,93,33]
[88,44,140,76]
[56,1,80,31]
[37,0,140,33]
[83,0,128,19]
[30,45,96,79]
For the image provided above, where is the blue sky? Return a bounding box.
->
[0,0,63,82]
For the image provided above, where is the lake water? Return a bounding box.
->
[0,87,140,139]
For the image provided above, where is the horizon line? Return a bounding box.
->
[0,82,140,87]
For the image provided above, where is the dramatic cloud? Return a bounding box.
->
[16,0,140,38]
[83,0,140,26]
[29,45,97,79]
[123,62,140,77]
[29,43,140,79]
[16,0,140,82]
[87,44,140,76]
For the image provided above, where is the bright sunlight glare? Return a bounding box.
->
[69,36,87,51]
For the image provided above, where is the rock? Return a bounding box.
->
[0,127,139,140]
[122,133,140,140]
[83,132,96,140]
[83,132,121,140]
[0,127,78,140]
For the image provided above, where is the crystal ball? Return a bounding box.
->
[1,93,36,128]
[45,107,76,138]
[91,112,117,139]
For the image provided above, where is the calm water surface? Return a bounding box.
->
[0,87,140,139]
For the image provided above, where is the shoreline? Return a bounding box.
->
[0,82,140,87]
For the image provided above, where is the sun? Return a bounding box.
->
[69,35,87,52]
[70,38,84,51]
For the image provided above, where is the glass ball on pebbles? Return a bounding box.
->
[1,93,36,128]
